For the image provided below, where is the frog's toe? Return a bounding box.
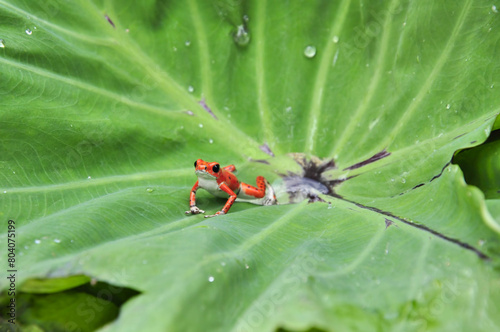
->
[186,206,205,215]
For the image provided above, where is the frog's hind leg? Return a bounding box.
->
[239,176,277,205]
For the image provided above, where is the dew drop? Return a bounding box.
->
[493,5,498,13]
[220,261,226,266]
[208,276,215,282]
[209,138,213,144]
[185,40,191,46]
[332,35,339,43]
[245,264,250,269]
[3,191,6,194]
[285,106,292,112]
[87,176,92,179]
[24,245,29,250]
[25,28,32,35]
[401,178,406,184]
[446,104,451,109]
[327,202,333,209]
[198,123,203,128]
[304,45,316,58]
[54,239,61,243]
[243,14,249,22]
[0,39,5,48]
[34,239,41,244]
[146,188,154,193]
[188,85,194,93]
[233,25,250,46]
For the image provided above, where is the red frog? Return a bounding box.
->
[186,159,277,218]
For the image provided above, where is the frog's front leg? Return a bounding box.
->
[223,164,236,172]
[185,181,205,215]
[204,183,237,218]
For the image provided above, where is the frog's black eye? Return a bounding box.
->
[212,164,220,173]
[194,160,198,168]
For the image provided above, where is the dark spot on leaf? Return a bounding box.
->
[343,149,390,171]
[453,133,466,140]
[105,15,115,28]
[384,218,396,229]
[282,154,340,203]
[307,193,326,203]
[251,159,270,165]
[470,141,477,144]
[198,98,218,120]
[430,162,450,182]
[412,183,425,190]
[259,143,275,157]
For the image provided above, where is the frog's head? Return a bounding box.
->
[194,159,221,179]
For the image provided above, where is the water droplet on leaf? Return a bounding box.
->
[208,276,215,282]
[493,5,498,13]
[233,25,250,46]
[446,104,451,109]
[54,239,61,243]
[34,239,41,244]
[304,45,316,58]
[185,40,191,46]
[209,139,213,144]
[25,28,32,35]
[188,85,194,93]
[0,39,5,48]
[332,36,339,43]
[146,188,154,193]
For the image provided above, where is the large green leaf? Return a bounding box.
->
[1,0,500,331]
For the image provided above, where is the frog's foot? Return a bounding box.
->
[186,206,205,215]
[204,211,225,218]
[262,179,278,206]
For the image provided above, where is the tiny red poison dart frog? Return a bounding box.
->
[186,159,277,218]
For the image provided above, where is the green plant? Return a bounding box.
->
[1,1,499,331]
